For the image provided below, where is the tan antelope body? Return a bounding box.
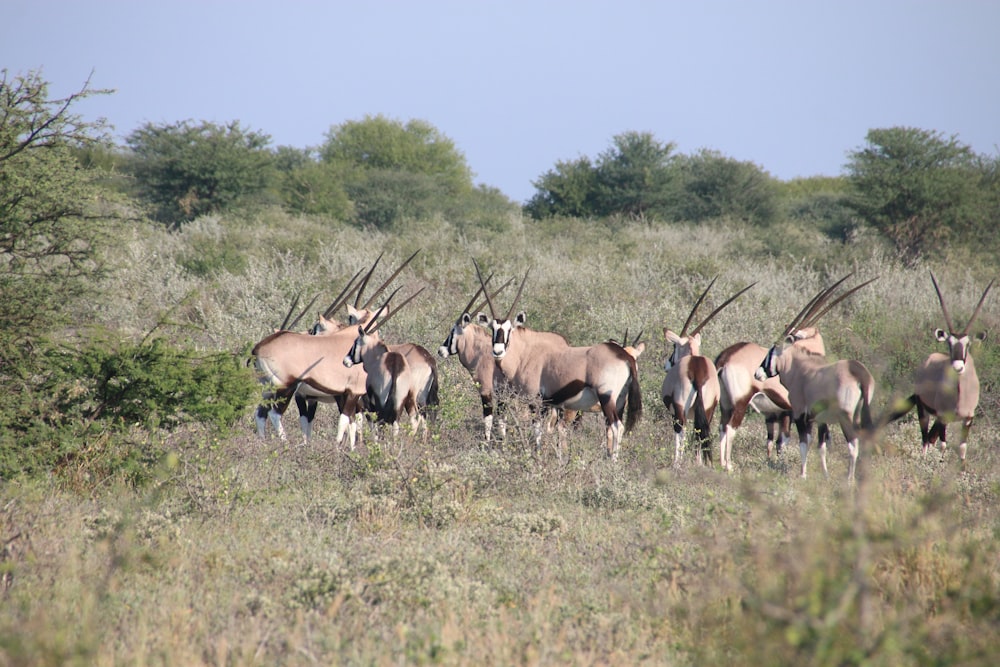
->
[891,273,993,462]
[715,327,827,464]
[755,275,877,481]
[344,327,421,437]
[475,266,642,460]
[437,276,514,443]
[251,252,419,446]
[661,278,756,469]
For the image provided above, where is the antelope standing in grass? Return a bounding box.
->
[251,253,417,448]
[344,290,428,438]
[888,272,993,464]
[437,274,514,443]
[475,265,642,461]
[755,275,877,481]
[714,323,829,465]
[661,278,756,469]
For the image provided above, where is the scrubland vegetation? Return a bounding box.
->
[2,70,999,665]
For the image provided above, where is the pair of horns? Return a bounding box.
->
[678,276,757,338]
[931,271,994,336]
[278,291,321,331]
[361,285,426,335]
[474,259,529,321]
[320,249,420,319]
[457,271,515,321]
[780,272,877,340]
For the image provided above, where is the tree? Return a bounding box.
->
[0,69,114,343]
[671,149,779,225]
[126,120,275,225]
[526,132,677,220]
[846,127,987,261]
[593,131,678,219]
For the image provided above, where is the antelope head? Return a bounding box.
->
[439,273,514,359]
[663,277,756,371]
[930,271,994,374]
[473,259,529,360]
[756,273,876,380]
[343,285,426,368]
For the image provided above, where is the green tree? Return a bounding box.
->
[126,120,275,225]
[319,115,474,228]
[671,149,779,225]
[273,146,354,219]
[321,115,473,192]
[525,156,598,219]
[526,132,677,220]
[0,69,114,344]
[846,127,987,261]
[593,131,678,219]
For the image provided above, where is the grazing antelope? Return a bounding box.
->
[661,278,756,469]
[437,274,514,443]
[475,264,642,461]
[251,253,417,447]
[344,290,427,438]
[889,272,993,463]
[755,275,877,481]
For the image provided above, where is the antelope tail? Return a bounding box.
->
[379,373,400,424]
[881,394,918,426]
[624,355,643,433]
[849,359,876,431]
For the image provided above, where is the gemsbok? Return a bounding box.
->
[661,277,756,469]
[755,275,877,481]
[437,273,514,443]
[475,264,642,461]
[343,289,428,438]
[251,253,417,448]
[888,272,993,464]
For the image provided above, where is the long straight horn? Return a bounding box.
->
[961,277,995,335]
[459,271,494,319]
[361,249,420,310]
[287,293,321,331]
[472,277,514,317]
[780,273,854,339]
[369,287,427,333]
[929,272,955,333]
[353,252,384,307]
[363,287,402,333]
[680,276,718,337]
[802,276,877,329]
[322,267,365,318]
[505,268,531,321]
[473,259,498,319]
[689,281,757,336]
[631,329,644,347]
[277,291,302,331]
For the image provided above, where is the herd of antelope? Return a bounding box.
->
[250,251,994,482]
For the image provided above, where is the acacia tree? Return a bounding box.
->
[126,120,275,225]
[0,69,114,343]
[671,149,779,225]
[846,127,987,261]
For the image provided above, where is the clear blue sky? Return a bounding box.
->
[4,1,998,203]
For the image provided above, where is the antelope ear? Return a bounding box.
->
[461,313,473,325]
[664,329,681,344]
[935,328,948,341]
[475,312,491,327]
[632,342,646,357]
[514,311,527,327]
[784,335,796,346]
[346,304,361,325]
[976,331,987,342]
[357,325,365,337]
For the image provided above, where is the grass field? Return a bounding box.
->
[2,210,998,665]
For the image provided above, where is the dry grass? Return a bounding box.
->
[3,209,998,665]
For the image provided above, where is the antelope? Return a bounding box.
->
[251,253,417,448]
[755,275,877,481]
[475,264,642,461]
[661,277,756,469]
[344,289,428,438]
[437,274,515,443]
[888,272,993,464]
[714,324,828,465]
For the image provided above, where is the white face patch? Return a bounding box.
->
[491,320,512,358]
